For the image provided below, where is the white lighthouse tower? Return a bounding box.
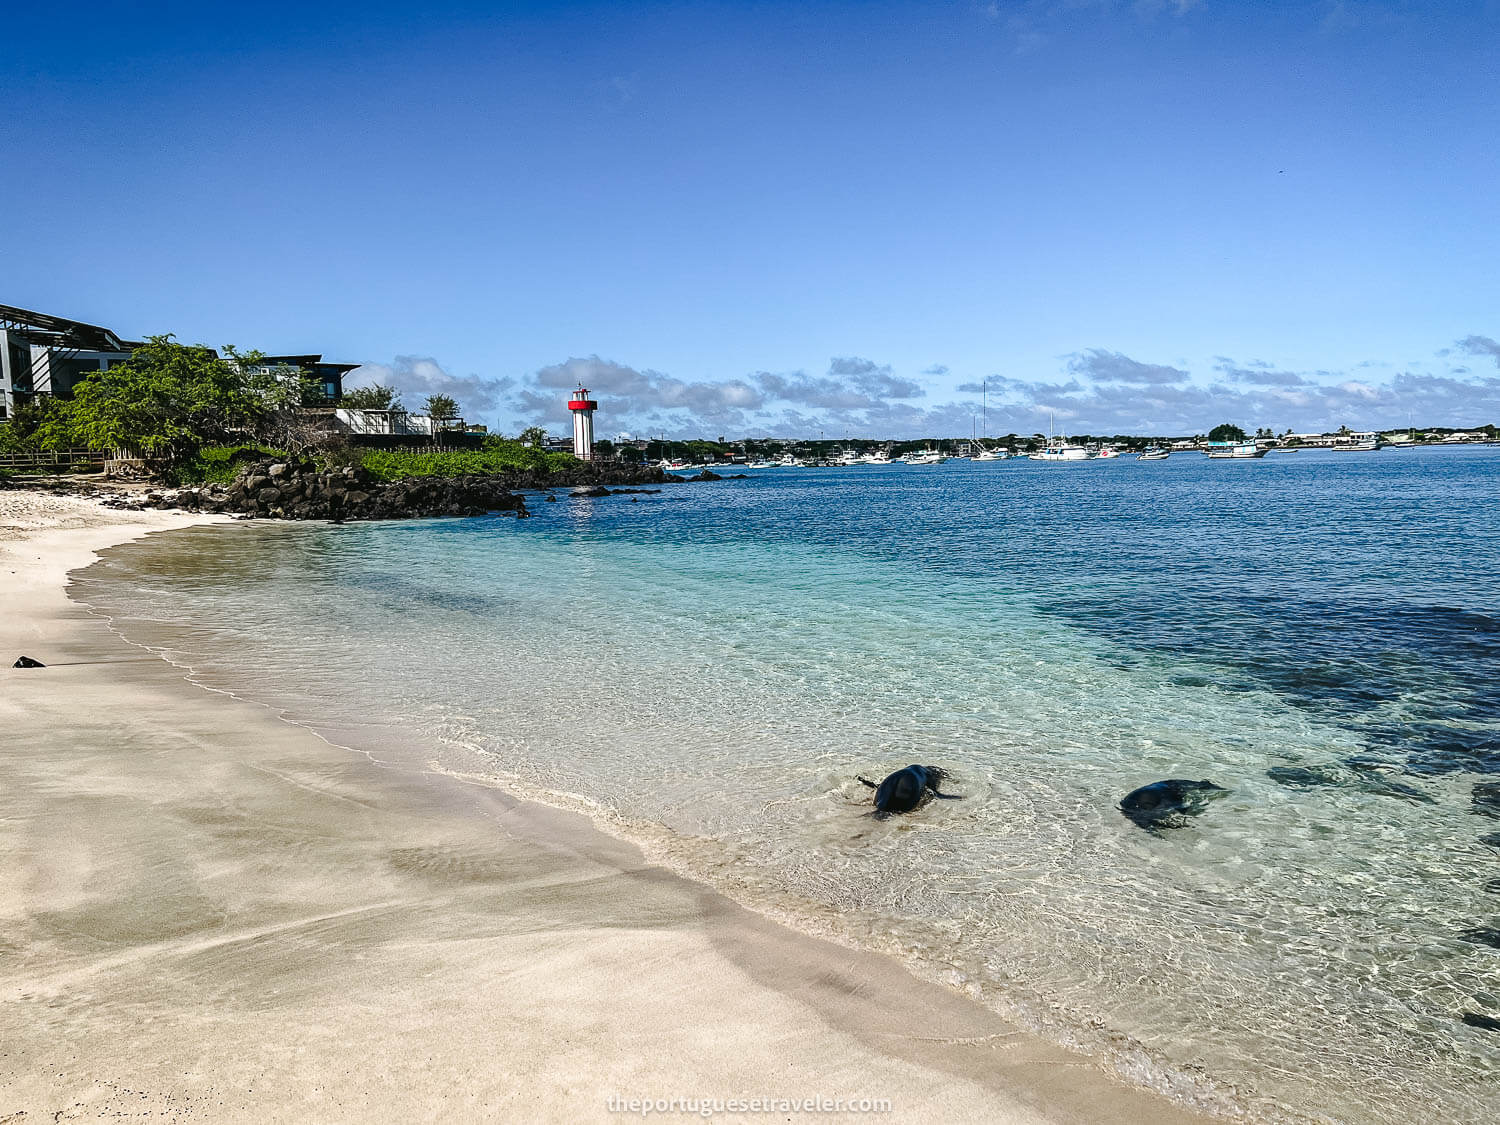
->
[567,385,598,460]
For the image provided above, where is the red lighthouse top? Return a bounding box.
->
[567,386,597,412]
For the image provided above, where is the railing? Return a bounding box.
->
[0,449,107,471]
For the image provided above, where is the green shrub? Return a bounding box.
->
[356,442,578,481]
[172,443,285,485]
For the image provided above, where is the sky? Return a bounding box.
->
[4,0,1498,438]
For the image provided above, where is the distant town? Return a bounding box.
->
[554,425,1499,468]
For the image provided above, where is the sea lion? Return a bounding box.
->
[857,765,960,815]
[1119,779,1228,829]
[11,656,44,669]
[1462,1011,1500,1032]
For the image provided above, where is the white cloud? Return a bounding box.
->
[351,333,1500,439]
[346,356,514,415]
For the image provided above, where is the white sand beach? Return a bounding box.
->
[0,491,1215,1124]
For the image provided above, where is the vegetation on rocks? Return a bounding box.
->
[355,440,579,481]
[172,444,287,485]
[138,458,529,521]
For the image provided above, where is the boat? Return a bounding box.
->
[1344,432,1384,451]
[1204,441,1267,459]
[1032,413,1093,461]
[1033,443,1092,461]
[858,450,893,465]
[1138,447,1169,460]
[970,382,1011,460]
[901,448,948,465]
[1095,446,1121,459]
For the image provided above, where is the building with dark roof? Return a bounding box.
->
[0,304,359,419]
[0,304,139,420]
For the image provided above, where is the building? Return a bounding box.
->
[333,407,437,436]
[246,355,361,405]
[1,303,359,420]
[1,304,139,420]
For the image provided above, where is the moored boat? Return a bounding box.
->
[900,448,948,465]
[1205,441,1267,459]
[1033,413,1093,461]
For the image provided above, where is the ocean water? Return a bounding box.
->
[76,447,1500,1123]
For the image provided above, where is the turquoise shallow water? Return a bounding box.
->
[78,447,1500,1123]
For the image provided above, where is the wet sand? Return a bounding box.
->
[0,492,1215,1123]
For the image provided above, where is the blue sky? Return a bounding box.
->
[4,1,1498,437]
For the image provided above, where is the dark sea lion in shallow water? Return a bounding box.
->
[1462,1011,1500,1032]
[857,765,960,815]
[11,656,44,668]
[1119,779,1229,829]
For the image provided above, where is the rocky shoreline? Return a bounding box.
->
[100,458,731,521]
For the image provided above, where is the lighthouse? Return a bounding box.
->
[567,385,598,460]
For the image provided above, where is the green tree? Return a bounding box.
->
[1208,422,1247,443]
[519,426,549,448]
[0,399,58,453]
[342,383,402,410]
[423,393,460,425]
[47,336,271,467]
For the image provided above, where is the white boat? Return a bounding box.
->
[774,453,802,467]
[1138,447,1169,460]
[1345,432,1384,451]
[1032,414,1093,461]
[1033,443,1092,461]
[743,460,778,469]
[1095,446,1121,459]
[1204,441,1267,459]
[901,448,948,465]
[859,450,893,465]
[971,379,1011,460]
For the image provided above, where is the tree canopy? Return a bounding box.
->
[423,393,460,423]
[342,383,402,410]
[1208,422,1247,443]
[40,336,291,466]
